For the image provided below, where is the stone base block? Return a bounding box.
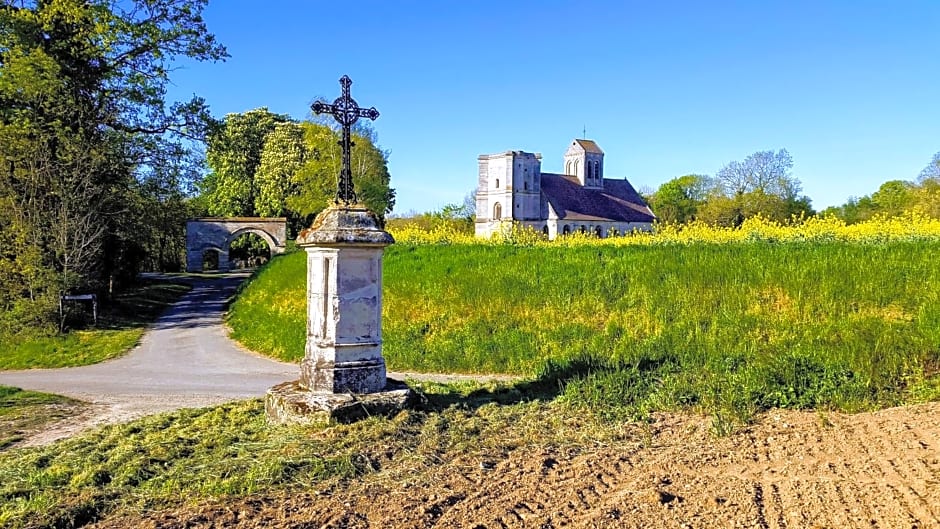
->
[300,358,386,394]
[265,379,415,425]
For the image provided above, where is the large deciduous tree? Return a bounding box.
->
[201,108,291,217]
[699,149,812,225]
[647,174,709,224]
[201,110,396,235]
[0,0,226,335]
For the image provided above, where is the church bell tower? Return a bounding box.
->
[564,139,605,189]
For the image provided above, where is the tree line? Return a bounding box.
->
[646,149,940,226]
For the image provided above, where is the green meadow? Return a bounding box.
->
[229,241,940,426]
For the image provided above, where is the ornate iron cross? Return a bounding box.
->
[311,75,380,205]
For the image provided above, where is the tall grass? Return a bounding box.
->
[228,216,940,422]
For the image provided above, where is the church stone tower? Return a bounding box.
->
[564,139,604,189]
[475,150,542,237]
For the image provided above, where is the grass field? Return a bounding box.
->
[229,223,940,427]
[0,386,84,451]
[0,281,191,370]
[0,381,608,528]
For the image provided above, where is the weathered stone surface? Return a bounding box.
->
[265,379,414,425]
[294,204,394,396]
[264,203,410,425]
[299,357,386,394]
[185,217,287,272]
[296,205,394,247]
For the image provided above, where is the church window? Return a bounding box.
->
[562,225,571,235]
[594,161,600,181]
[608,227,619,237]
[594,226,603,238]
[495,178,499,188]
[579,225,586,233]
[493,202,502,219]
[524,181,528,190]
[542,225,549,236]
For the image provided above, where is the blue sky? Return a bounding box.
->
[166,0,940,215]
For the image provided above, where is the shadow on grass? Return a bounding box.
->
[411,354,626,413]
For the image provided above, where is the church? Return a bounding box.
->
[475,139,656,239]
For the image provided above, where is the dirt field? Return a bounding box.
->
[91,401,940,529]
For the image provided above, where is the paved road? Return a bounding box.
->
[0,272,297,430]
[0,272,516,445]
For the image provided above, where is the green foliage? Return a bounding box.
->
[0,0,226,332]
[647,174,708,224]
[287,122,396,226]
[821,151,940,223]
[200,112,396,236]
[0,282,190,369]
[230,241,940,425]
[386,197,476,234]
[699,149,813,225]
[203,108,291,217]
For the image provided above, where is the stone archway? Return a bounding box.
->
[185,217,287,272]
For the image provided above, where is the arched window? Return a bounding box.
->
[593,161,600,183]
[565,160,572,175]
[542,225,549,236]
[524,181,528,191]
[608,227,619,237]
[594,226,603,237]
[493,202,502,219]
[589,163,595,183]
[562,225,571,235]
[495,178,499,188]
[574,160,580,178]
[579,225,587,233]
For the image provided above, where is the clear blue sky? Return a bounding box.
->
[166,0,940,215]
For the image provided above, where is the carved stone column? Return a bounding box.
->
[298,205,392,393]
[265,205,412,424]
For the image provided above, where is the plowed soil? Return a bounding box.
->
[92,401,940,529]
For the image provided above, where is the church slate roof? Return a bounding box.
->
[572,139,604,154]
[540,173,656,223]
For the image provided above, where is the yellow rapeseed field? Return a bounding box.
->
[390,211,940,246]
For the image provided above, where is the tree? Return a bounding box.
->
[705,149,812,224]
[255,122,306,216]
[202,108,291,217]
[716,149,800,199]
[647,174,709,224]
[200,111,396,232]
[0,0,226,335]
[286,121,395,225]
[871,180,915,217]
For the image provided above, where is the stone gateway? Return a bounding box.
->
[475,139,656,239]
[185,217,287,272]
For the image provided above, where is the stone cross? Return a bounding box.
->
[265,76,412,425]
[311,75,380,205]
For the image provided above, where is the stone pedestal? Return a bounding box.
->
[265,204,413,424]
